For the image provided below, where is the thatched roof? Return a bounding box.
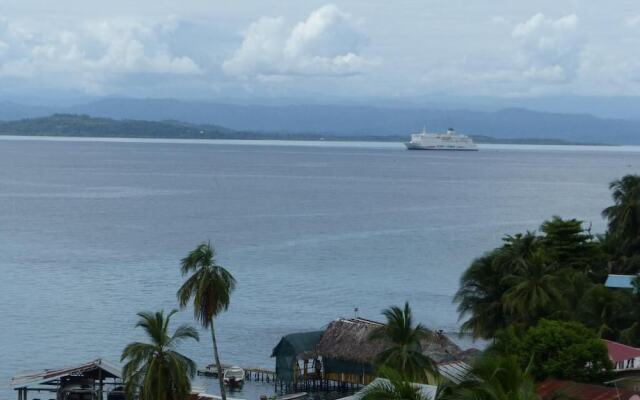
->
[316,318,387,364]
[316,318,462,364]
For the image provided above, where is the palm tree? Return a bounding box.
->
[501,250,562,327]
[602,175,640,252]
[446,354,540,400]
[370,302,437,383]
[455,233,541,339]
[177,242,236,400]
[121,309,199,400]
[455,252,510,339]
[494,232,539,272]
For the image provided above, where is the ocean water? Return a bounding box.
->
[1,137,639,400]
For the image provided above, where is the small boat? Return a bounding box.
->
[223,366,245,387]
[197,364,219,377]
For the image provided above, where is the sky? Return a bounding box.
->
[1,0,640,102]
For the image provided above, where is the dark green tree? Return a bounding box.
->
[540,216,606,280]
[602,175,640,259]
[455,251,512,339]
[370,302,438,382]
[121,310,199,400]
[491,319,612,383]
[502,250,563,326]
[444,354,540,400]
[177,242,236,400]
[579,284,634,340]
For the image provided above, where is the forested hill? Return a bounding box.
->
[0,114,238,139]
[3,98,640,144]
[0,113,580,145]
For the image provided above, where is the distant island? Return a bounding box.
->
[3,98,639,145]
[0,114,588,145]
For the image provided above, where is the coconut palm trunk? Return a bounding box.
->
[211,321,227,400]
[177,242,236,400]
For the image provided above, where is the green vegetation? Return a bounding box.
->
[120,309,199,400]
[491,320,612,383]
[367,177,640,395]
[442,354,540,400]
[452,174,640,387]
[370,302,438,383]
[177,242,237,400]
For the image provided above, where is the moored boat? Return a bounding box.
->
[223,366,245,388]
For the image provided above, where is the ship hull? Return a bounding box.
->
[404,142,478,151]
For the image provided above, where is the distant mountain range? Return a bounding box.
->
[1,98,639,144]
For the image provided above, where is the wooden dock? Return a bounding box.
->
[197,364,277,383]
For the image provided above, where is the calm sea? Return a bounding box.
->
[1,137,639,399]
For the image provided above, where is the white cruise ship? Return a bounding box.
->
[405,128,478,151]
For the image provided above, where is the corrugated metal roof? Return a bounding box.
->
[605,274,637,289]
[336,378,438,400]
[11,359,122,388]
[437,360,471,384]
[537,379,640,400]
[605,340,640,363]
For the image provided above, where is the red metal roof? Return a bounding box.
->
[537,379,639,400]
[605,340,640,363]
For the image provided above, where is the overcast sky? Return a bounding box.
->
[1,0,640,101]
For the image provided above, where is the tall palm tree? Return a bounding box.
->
[455,252,510,339]
[370,302,437,383]
[602,175,640,252]
[121,309,199,400]
[501,250,562,327]
[177,242,236,400]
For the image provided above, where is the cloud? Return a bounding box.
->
[223,4,371,78]
[511,13,582,83]
[626,15,640,28]
[0,17,202,93]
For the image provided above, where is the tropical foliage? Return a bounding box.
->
[370,302,438,383]
[456,176,640,346]
[121,309,199,400]
[442,354,540,400]
[177,242,236,400]
[490,320,612,383]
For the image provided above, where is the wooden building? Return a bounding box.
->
[11,358,123,400]
[271,331,324,384]
[272,317,468,390]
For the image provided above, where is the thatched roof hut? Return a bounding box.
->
[316,318,462,364]
[316,318,387,364]
[271,318,468,385]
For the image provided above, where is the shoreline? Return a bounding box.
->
[1,134,640,152]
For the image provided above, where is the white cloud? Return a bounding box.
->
[626,15,640,28]
[223,4,371,78]
[0,17,202,93]
[511,13,582,83]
